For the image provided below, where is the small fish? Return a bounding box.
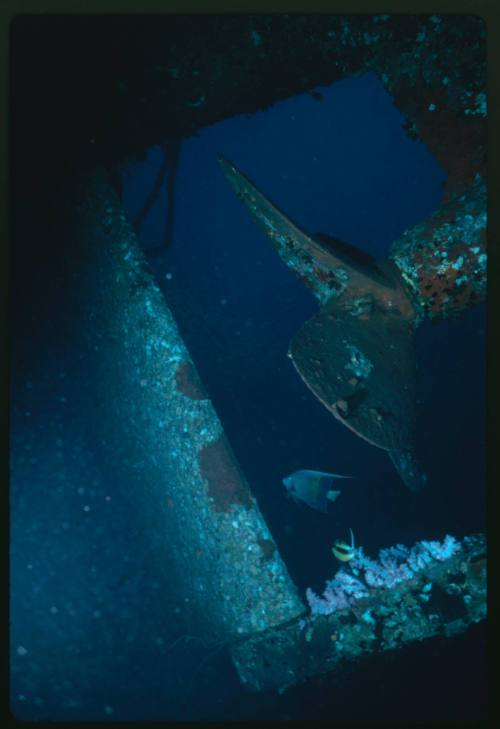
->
[332,528,355,562]
[282,469,351,513]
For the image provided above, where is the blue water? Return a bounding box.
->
[11,71,486,720]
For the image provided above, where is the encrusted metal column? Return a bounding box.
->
[69,166,305,643]
[17,164,485,699]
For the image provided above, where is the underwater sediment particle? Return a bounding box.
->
[344,343,373,379]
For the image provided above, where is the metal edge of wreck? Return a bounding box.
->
[229,533,486,693]
[14,16,486,322]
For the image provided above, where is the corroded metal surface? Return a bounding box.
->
[218,157,395,306]
[13,15,486,323]
[391,178,487,318]
[66,167,305,642]
[11,14,487,705]
[12,16,485,178]
[230,534,486,693]
[219,157,427,490]
[289,282,416,450]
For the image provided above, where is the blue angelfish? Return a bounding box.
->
[282,469,351,513]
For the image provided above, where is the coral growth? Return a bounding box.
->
[306,534,462,616]
[391,177,486,319]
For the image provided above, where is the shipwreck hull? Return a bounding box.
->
[10,166,486,697]
[10,12,486,710]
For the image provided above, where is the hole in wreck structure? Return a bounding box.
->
[120,70,485,594]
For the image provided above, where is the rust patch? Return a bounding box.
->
[412,238,485,317]
[199,436,253,512]
[393,77,486,200]
[175,360,207,400]
[257,537,276,563]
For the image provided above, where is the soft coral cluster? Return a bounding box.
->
[306,534,461,616]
